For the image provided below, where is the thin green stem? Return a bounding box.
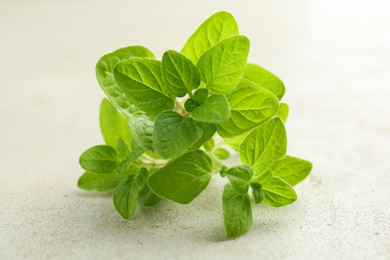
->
[141,160,168,166]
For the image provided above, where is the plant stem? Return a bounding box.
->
[174,99,186,115]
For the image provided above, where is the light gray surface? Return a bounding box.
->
[0,0,389,259]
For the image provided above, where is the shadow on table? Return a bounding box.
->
[71,178,301,243]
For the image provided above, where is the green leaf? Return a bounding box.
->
[276,103,289,122]
[113,168,148,219]
[240,117,287,172]
[191,94,230,123]
[79,145,118,174]
[203,137,215,151]
[116,138,131,158]
[184,98,199,112]
[148,150,213,204]
[138,184,162,207]
[116,152,141,176]
[181,11,239,63]
[223,183,253,238]
[243,63,285,100]
[130,112,154,151]
[262,177,297,207]
[251,184,265,204]
[267,156,312,186]
[162,50,200,97]
[153,111,203,158]
[189,122,216,150]
[96,46,155,116]
[214,148,230,160]
[217,79,279,138]
[77,171,124,192]
[197,36,249,94]
[99,98,132,149]
[114,58,174,117]
[193,88,208,105]
[220,165,228,177]
[225,165,254,194]
[251,169,273,186]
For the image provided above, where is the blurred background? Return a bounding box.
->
[1,0,389,259]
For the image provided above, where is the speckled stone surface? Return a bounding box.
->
[0,0,389,259]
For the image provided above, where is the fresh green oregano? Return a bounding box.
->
[77,11,312,238]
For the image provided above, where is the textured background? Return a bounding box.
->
[0,0,389,259]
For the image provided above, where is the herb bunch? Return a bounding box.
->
[78,11,312,238]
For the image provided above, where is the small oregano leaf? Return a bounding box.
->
[214,148,230,160]
[96,46,155,116]
[189,122,217,150]
[193,88,208,104]
[138,184,162,207]
[79,145,118,174]
[197,36,250,94]
[217,79,280,138]
[267,156,312,186]
[153,111,203,158]
[116,151,142,176]
[162,50,200,97]
[191,94,230,123]
[225,165,254,194]
[148,150,213,204]
[113,168,148,220]
[181,11,239,63]
[116,138,131,158]
[240,117,287,172]
[184,98,199,112]
[223,183,253,238]
[100,98,132,149]
[251,183,265,204]
[130,112,154,151]
[262,177,297,207]
[78,171,124,192]
[243,63,285,100]
[203,138,215,151]
[250,169,273,186]
[114,58,174,117]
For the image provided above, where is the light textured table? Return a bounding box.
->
[1,0,389,259]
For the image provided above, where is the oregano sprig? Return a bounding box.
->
[77,11,312,238]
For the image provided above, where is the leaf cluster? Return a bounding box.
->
[78,11,312,238]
